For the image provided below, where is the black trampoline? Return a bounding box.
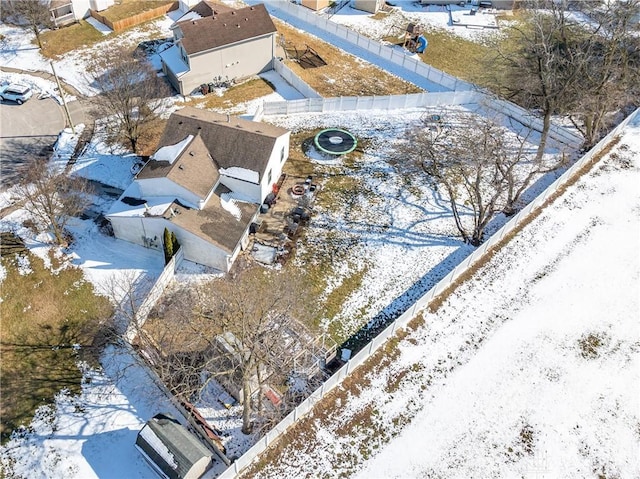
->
[314,129,357,155]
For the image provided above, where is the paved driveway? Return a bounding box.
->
[0,96,65,188]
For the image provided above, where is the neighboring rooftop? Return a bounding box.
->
[172,0,234,25]
[189,0,234,18]
[177,4,277,55]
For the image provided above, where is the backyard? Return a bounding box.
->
[275,20,423,97]
[240,113,640,479]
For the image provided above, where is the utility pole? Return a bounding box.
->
[50,61,75,134]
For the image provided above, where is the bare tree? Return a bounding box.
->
[13,158,91,246]
[2,0,53,49]
[88,45,170,153]
[568,0,640,147]
[393,114,551,244]
[497,119,568,215]
[194,268,306,434]
[136,266,318,435]
[482,0,589,159]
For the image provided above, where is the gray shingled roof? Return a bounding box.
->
[156,106,288,182]
[137,133,220,200]
[177,3,276,55]
[188,0,233,18]
[165,184,258,253]
[136,413,211,479]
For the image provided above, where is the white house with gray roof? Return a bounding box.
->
[106,107,290,272]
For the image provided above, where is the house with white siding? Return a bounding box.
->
[49,0,114,28]
[106,107,290,272]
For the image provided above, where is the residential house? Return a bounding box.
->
[160,3,277,95]
[419,0,520,7]
[49,0,114,28]
[352,0,386,14]
[136,413,212,479]
[301,0,331,11]
[173,0,234,23]
[106,107,291,272]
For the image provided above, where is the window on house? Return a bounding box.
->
[267,169,272,184]
[281,147,286,163]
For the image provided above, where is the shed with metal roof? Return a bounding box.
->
[136,413,212,479]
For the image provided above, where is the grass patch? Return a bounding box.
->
[383,28,490,83]
[100,0,174,23]
[420,28,489,82]
[39,7,172,59]
[276,20,422,97]
[284,132,322,179]
[281,130,375,342]
[323,266,368,322]
[578,332,607,359]
[182,78,277,111]
[0,250,112,443]
[39,20,105,58]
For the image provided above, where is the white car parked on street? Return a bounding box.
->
[0,83,33,105]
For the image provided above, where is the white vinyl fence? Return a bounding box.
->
[218,108,639,478]
[262,89,479,115]
[259,0,583,149]
[124,247,184,342]
[274,59,321,99]
[482,95,584,151]
[263,0,474,92]
[262,88,584,150]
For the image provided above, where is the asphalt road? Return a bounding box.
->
[0,96,66,188]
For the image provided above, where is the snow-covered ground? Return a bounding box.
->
[0,14,176,97]
[266,104,570,340]
[249,111,640,479]
[330,1,507,43]
[0,347,184,479]
[353,119,640,478]
[1,3,635,479]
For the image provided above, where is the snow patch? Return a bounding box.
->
[219,166,259,184]
[220,192,255,220]
[152,135,193,164]
[139,425,178,470]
